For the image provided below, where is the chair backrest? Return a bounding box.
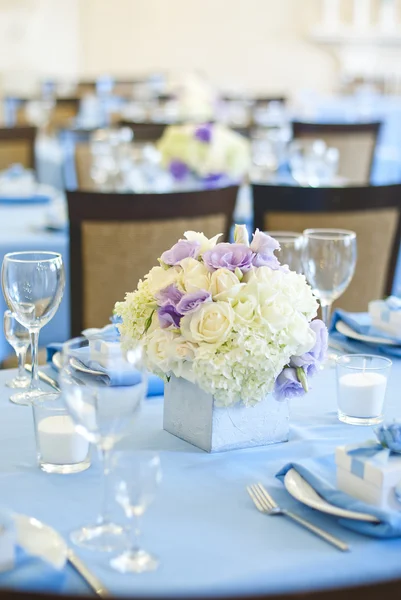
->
[49,97,80,128]
[0,126,36,170]
[118,121,167,141]
[74,143,93,190]
[292,121,381,185]
[253,183,401,312]
[67,187,238,334]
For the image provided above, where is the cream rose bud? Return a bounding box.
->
[210,268,240,298]
[146,330,177,371]
[181,301,234,345]
[180,257,211,293]
[168,336,196,362]
[146,266,183,295]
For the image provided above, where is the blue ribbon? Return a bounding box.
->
[347,443,390,479]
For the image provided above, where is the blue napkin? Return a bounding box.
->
[0,547,66,592]
[330,309,401,358]
[277,455,401,538]
[46,343,164,397]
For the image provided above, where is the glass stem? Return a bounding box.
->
[16,347,27,381]
[98,447,111,526]
[29,330,40,390]
[321,303,332,328]
[129,514,141,553]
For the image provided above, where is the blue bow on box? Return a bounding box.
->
[347,443,391,479]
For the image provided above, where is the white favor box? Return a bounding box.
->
[0,512,16,572]
[336,443,401,511]
[89,340,122,368]
[368,299,401,338]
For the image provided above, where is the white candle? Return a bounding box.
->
[353,0,371,30]
[338,372,387,418]
[37,415,89,465]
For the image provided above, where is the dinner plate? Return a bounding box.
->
[14,514,67,569]
[283,468,379,523]
[335,320,399,347]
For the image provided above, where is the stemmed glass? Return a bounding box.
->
[3,310,30,393]
[111,451,162,573]
[302,229,357,327]
[265,231,304,273]
[60,336,147,552]
[2,252,65,403]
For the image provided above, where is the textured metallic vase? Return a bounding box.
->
[163,376,290,452]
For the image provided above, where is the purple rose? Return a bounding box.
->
[250,229,281,269]
[169,160,189,181]
[155,284,183,307]
[290,320,328,376]
[161,240,200,266]
[194,124,213,143]
[177,290,211,314]
[274,367,306,401]
[158,304,181,329]
[203,243,254,273]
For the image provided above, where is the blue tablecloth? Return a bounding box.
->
[0,204,70,362]
[0,361,401,597]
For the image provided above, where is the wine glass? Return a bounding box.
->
[302,229,357,326]
[265,231,304,273]
[60,336,147,552]
[2,252,65,403]
[110,451,162,573]
[3,310,30,393]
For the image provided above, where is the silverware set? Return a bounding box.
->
[247,483,350,552]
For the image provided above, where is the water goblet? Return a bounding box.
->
[60,336,147,552]
[3,310,30,393]
[265,231,304,273]
[110,451,162,574]
[302,229,357,327]
[2,252,65,403]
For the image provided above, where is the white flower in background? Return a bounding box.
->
[181,301,234,346]
[184,231,222,254]
[165,71,216,121]
[234,224,250,246]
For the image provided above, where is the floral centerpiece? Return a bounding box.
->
[157,123,250,185]
[115,225,327,452]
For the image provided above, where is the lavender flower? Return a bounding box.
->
[158,304,181,329]
[161,240,201,266]
[194,124,213,143]
[274,367,306,400]
[177,290,211,314]
[169,160,189,181]
[375,422,401,454]
[203,243,254,273]
[290,320,328,376]
[155,284,183,307]
[250,229,281,269]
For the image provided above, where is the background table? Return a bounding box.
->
[0,360,401,597]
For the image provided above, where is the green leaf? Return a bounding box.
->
[142,309,155,336]
[296,367,309,393]
[166,375,171,383]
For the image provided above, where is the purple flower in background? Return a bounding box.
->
[169,160,189,181]
[274,368,306,401]
[158,304,181,329]
[161,240,201,266]
[290,319,328,376]
[155,284,183,307]
[250,229,281,269]
[203,243,254,273]
[177,290,211,314]
[194,124,213,143]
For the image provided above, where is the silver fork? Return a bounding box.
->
[247,483,350,552]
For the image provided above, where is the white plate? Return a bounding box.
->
[284,468,379,523]
[335,320,399,347]
[14,514,67,569]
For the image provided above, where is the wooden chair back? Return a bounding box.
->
[253,183,401,312]
[118,121,167,141]
[0,126,36,170]
[67,187,238,334]
[292,121,381,184]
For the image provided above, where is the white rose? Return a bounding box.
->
[210,268,240,299]
[233,294,258,325]
[184,231,222,253]
[168,336,196,363]
[181,257,211,293]
[259,293,295,331]
[286,313,316,355]
[146,329,177,372]
[181,301,234,345]
[283,272,318,318]
[146,266,183,295]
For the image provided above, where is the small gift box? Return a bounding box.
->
[336,441,401,511]
[368,296,401,338]
[89,339,122,368]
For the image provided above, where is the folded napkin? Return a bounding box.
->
[47,343,164,397]
[0,547,66,592]
[330,309,401,357]
[277,456,401,538]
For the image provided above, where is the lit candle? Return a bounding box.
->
[37,415,89,465]
[338,372,387,418]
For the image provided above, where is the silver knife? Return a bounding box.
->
[68,550,109,597]
[24,364,61,393]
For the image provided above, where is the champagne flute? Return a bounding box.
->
[2,252,65,403]
[302,229,357,326]
[265,231,304,272]
[3,310,30,393]
[60,336,147,552]
[111,451,162,573]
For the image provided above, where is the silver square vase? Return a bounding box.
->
[163,376,290,452]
